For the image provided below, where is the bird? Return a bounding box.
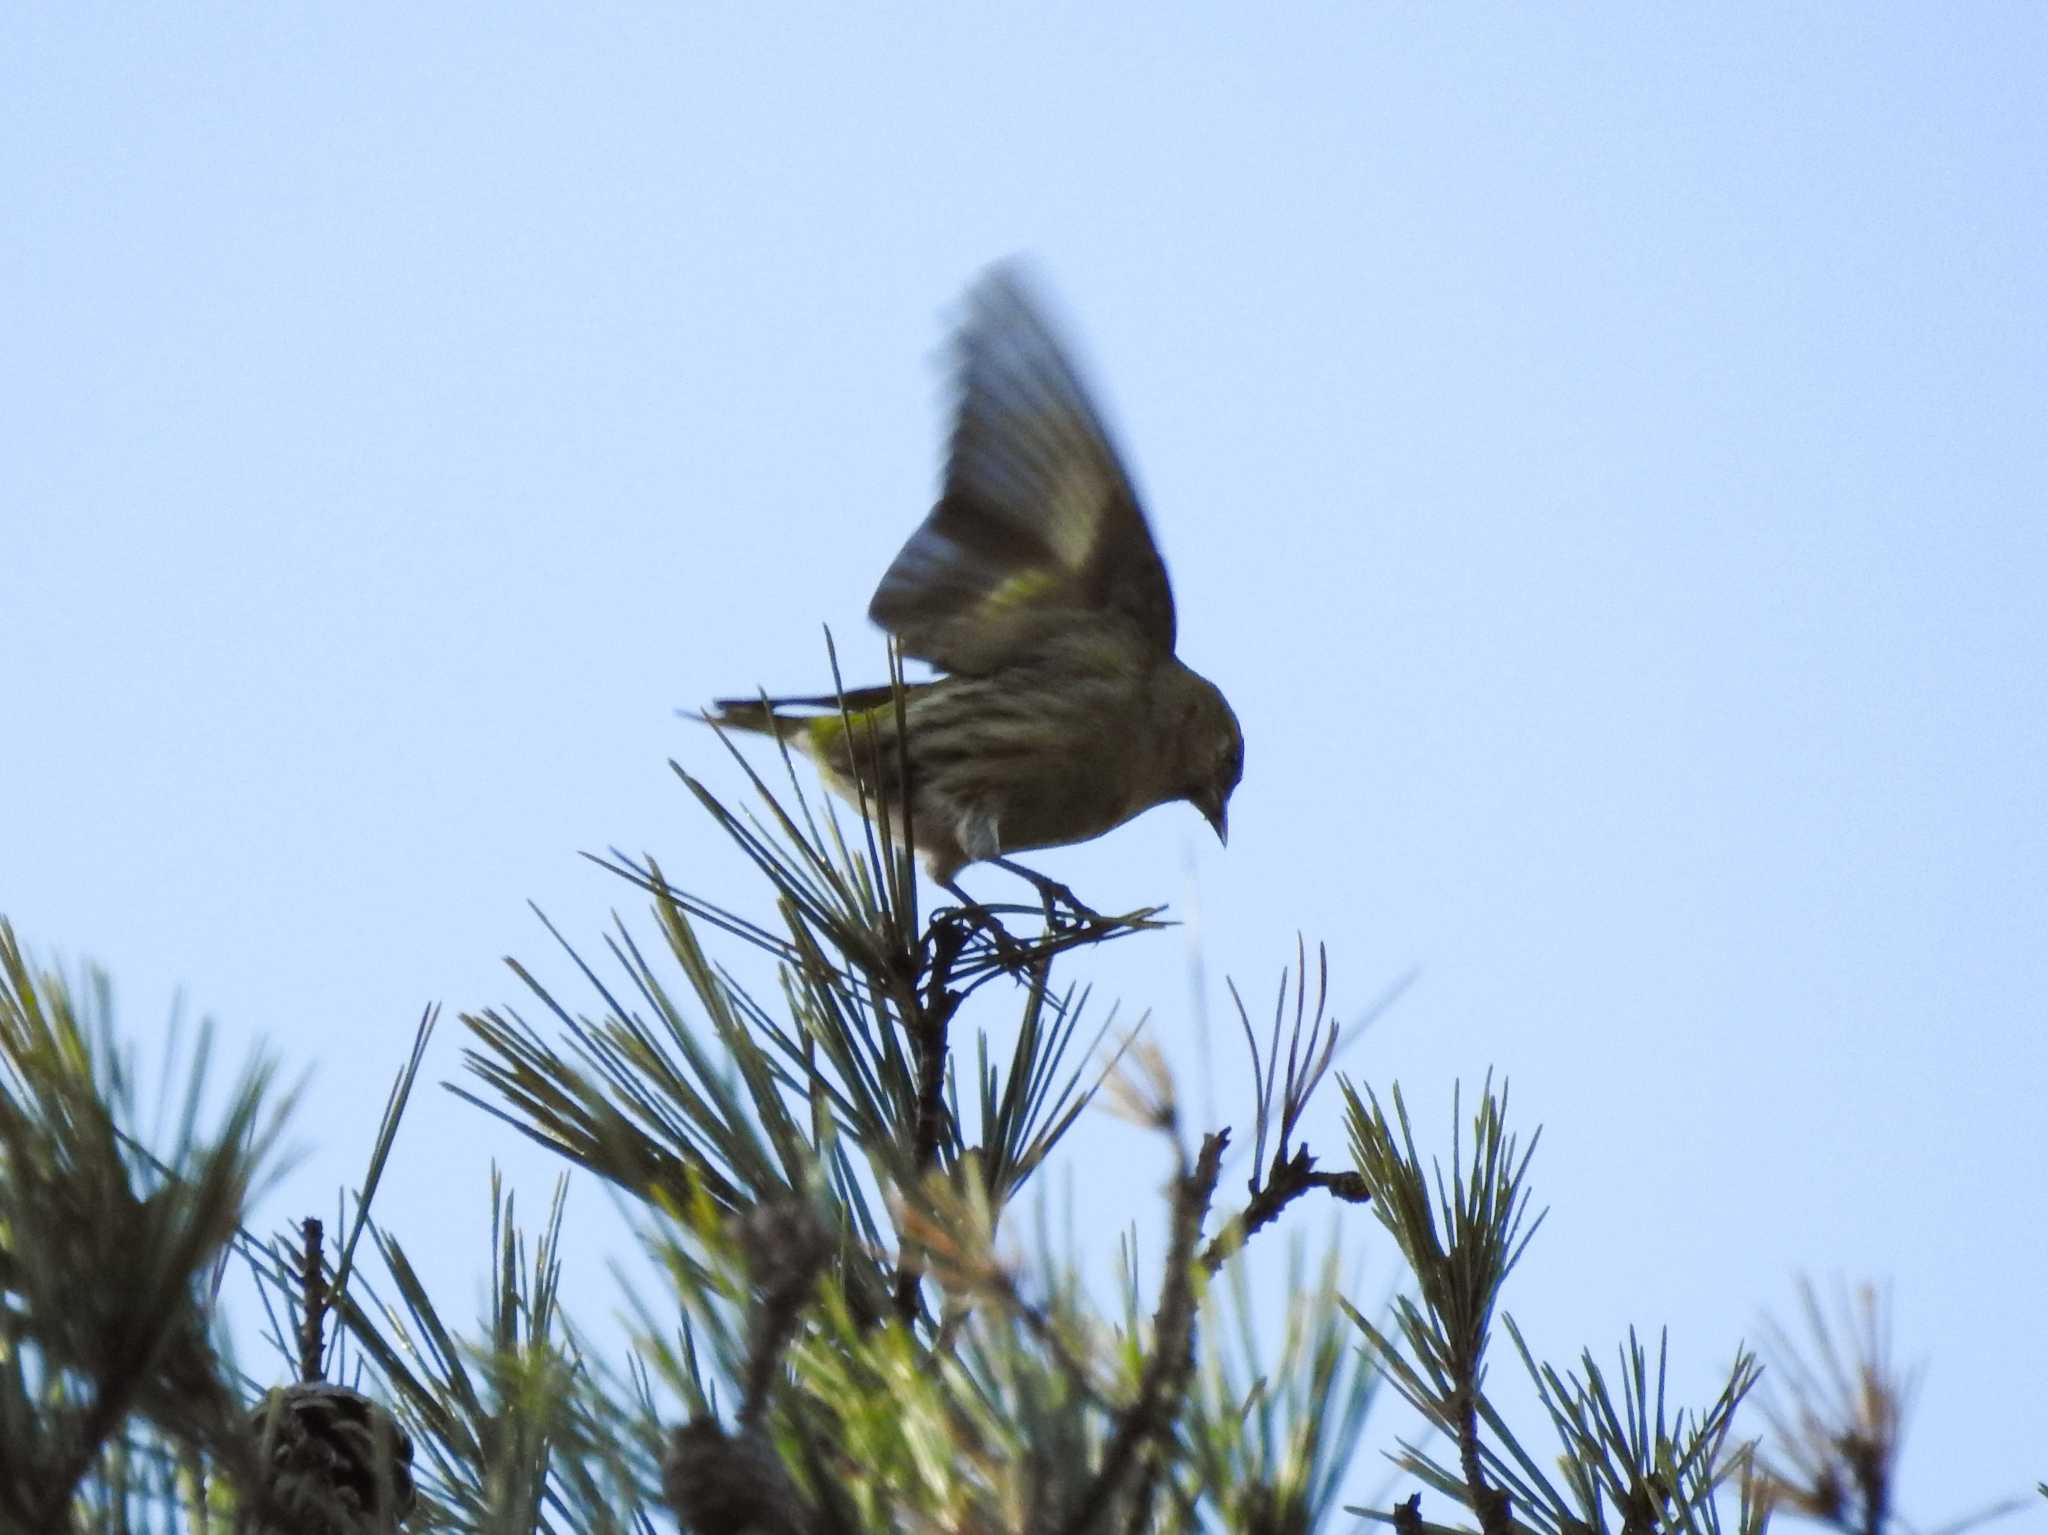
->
[707,265,1242,915]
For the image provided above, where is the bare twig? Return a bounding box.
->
[296,1215,326,1383]
[893,917,968,1323]
[1200,1145,1371,1275]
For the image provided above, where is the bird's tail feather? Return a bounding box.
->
[703,683,903,737]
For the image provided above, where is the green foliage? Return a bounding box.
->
[1342,1078,1763,1535]
[5,671,2008,1532]
[0,918,290,1530]
[1185,1246,1381,1535]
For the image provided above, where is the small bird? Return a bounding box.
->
[708,266,1242,911]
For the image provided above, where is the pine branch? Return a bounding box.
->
[1201,1146,1371,1276]
[1753,1280,2026,1535]
[1187,1241,1386,1535]
[296,1216,326,1383]
[0,919,288,1525]
[1199,942,1369,1274]
[894,916,969,1323]
[1054,1129,1226,1535]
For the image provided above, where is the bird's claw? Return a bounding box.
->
[1034,878,1101,930]
[935,894,1032,968]
[990,859,1103,931]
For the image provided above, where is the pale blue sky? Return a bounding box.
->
[6,4,2044,1517]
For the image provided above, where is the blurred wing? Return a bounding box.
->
[868,265,1177,673]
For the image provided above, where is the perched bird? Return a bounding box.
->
[708,267,1242,909]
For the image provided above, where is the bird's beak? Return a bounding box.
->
[1199,794,1228,847]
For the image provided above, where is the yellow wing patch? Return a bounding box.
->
[981,566,1064,613]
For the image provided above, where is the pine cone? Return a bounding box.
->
[736,1199,832,1307]
[247,1382,417,1534]
[663,1416,814,1535]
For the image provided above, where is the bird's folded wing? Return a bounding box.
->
[868,265,1178,674]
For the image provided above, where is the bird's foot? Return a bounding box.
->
[936,882,1032,967]
[991,859,1103,931]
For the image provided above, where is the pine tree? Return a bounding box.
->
[0,675,2024,1533]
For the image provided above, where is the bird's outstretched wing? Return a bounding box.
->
[868,265,1177,674]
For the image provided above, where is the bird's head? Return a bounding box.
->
[1166,666,1242,847]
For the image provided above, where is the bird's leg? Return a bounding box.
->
[991,858,1102,927]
